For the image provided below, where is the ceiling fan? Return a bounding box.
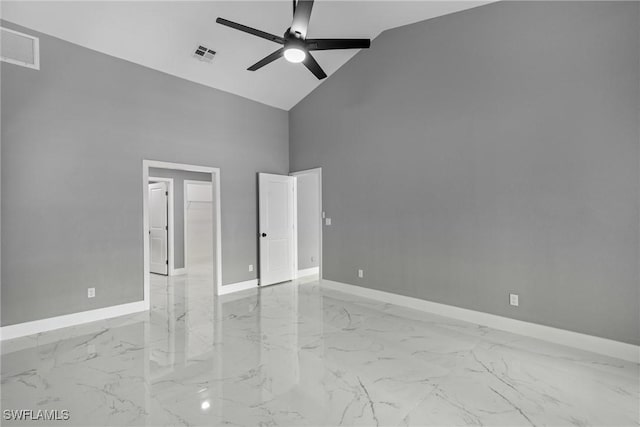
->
[216,0,371,80]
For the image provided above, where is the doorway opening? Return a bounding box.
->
[290,168,322,280]
[143,160,221,310]
[256,168,322,288]
[184,180,214,275]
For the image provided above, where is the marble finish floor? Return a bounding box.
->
[1,271,638,426]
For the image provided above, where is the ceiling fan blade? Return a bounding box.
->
[290,0,314,38]
[302,53,327,80]
[247,48,284,71]
[216,18,285,44]
[306,38,371,51]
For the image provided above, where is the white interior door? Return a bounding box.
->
[259,173,296,286]
[149,182,168,275]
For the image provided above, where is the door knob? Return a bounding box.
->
[261,233,267,237]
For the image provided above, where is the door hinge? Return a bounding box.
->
[166,260,168,265]
[165,191,168,196]
[165,226,168,231]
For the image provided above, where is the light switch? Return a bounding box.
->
[325,218,332,226]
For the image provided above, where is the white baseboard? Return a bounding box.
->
[297,267,319,278]
[171,268,186,276]
[218,279,259,296]
[0,301,147,341]
[321,280,639,363]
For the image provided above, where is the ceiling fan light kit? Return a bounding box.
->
[216,0,371,80]
[284,48,306,64]
[283,39,307,63]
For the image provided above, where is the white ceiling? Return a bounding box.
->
[1,1,491,110]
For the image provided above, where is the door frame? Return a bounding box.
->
[290,167,323,279]
[183,179,214,271]
[148,177,176,276]
[143,160,222,310]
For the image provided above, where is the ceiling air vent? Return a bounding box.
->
[193,45,216,63]
[1,27,40,70]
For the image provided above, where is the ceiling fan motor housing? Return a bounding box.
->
[285,36,305,49]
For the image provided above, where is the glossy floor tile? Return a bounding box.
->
[1,270,638,426]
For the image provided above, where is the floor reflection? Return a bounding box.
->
[1,273,638,426]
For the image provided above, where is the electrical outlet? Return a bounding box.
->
[249,264,254,272]
[88,288,96,298]
[509,293,519,307]
[358,269,364,278]
[325,218,332,226]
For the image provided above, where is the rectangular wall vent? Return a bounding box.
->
[193,44,216,63]
[1,27,40,70]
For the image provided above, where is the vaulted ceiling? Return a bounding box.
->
[2,1,491,110]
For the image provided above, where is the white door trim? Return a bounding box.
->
[183,179,213,271]
[293,177,298,282]
[148,177,176,276]
[290,168,322,280]
[143,160,222,307]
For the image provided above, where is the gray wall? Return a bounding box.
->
[295,171,320,270]
[290,2,640,345]
[1,21,288,326]
[149,168,211,269]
